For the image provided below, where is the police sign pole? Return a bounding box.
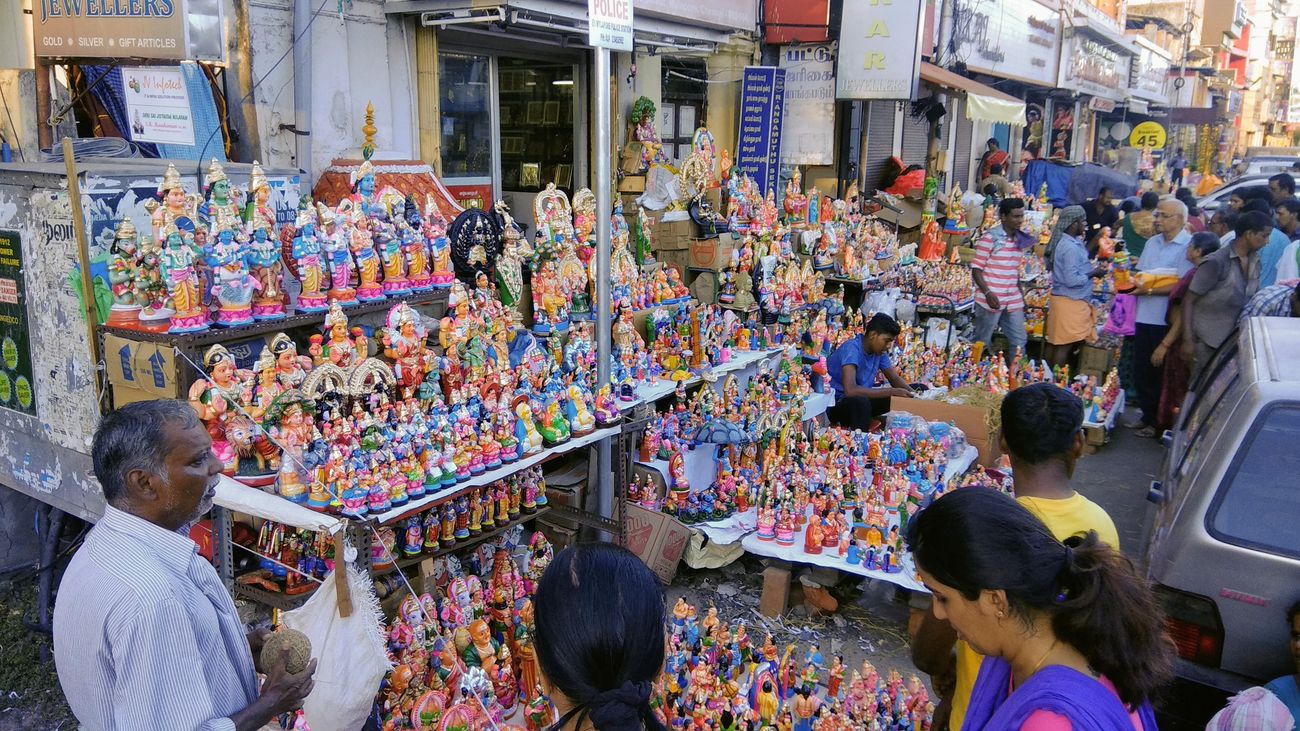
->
[588,0,632,523]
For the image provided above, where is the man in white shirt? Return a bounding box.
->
[1129,199,1194,437]
[54,400,317,731]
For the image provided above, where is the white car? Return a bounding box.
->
[1198,175,1275,214]
[1235,156,1300,177]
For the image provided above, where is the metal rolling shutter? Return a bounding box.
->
[901,110,930,173]
[863,101,896,193]
[954,103,973,191]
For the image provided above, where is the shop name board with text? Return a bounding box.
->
[836,0,924,99]
[588,0,633,52]
[780,43,836,166]
[36,0,185,59]
[950,0,1060,86]
[737,67,786,196]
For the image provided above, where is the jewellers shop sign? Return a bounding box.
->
[35,0,225,61]
[836,0,924,99]
[950,0,1061,87]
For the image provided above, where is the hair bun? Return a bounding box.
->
[587,680,652,730]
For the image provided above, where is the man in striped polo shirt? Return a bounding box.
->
[54,400,316,730]
[970,197,1033,361]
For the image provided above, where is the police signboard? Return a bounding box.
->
[588,0,633,52]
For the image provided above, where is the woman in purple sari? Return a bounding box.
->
[906,488,1173,730]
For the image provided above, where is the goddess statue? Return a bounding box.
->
[148,163,198,244]
[317,202,358,307]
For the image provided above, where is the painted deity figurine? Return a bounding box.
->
[187,344,254,475]
[107,218,143,326]
[310,303,368,368]
[382,302,432,399]
[246,226,286,320]
[425,195,456,287]
[148,163,197,245]
[345,203,385,302]
[291,209,329,312]
[209,229,258,327]
[199,159,243,234]
[160,225,209,333]
[494,199,530,310]
[631,96,669,170]
[317,203,358,307]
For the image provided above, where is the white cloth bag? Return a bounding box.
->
[281,563,391,731]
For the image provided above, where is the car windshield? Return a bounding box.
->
[1208,404,1300,559]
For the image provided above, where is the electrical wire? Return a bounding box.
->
[39,136,144,162]
[194,0,333,181]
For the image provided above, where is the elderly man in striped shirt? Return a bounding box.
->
[970,197,1034,362]
[54,399,316,731]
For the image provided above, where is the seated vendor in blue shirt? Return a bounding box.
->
[826,313,916,431]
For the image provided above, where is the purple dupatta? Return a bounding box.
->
[961,657,1158,731]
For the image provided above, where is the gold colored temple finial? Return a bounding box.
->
[361,101,377,161]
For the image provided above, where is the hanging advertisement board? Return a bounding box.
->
[779,43,835,166]
[122,66,195,146]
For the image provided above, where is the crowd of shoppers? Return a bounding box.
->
[1114,181,1300,435]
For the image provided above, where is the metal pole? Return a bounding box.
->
[594,47,613,523]
[294,0,314,181]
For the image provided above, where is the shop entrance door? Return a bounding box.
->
[435,39,587,236]
[497,56,580,236]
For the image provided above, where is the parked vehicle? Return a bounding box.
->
[1144,316,1300,692]
[1198,174,1273,214]
[1234,156,1300,178]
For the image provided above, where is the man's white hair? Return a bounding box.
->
[1158,198,1188,220]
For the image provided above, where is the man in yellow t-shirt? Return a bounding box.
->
[910,383,1120,730]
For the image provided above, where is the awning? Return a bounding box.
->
[920,62,1027,126]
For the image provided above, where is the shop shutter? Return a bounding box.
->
[901,111,930,172]
[862,101,895,193]
[953,102,973,191]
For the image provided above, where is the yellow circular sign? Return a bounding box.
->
[1129,121,1167,149]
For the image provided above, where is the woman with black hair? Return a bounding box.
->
[534,543,667,731]
[907,488,1173,730]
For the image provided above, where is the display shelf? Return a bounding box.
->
[101,289,450,346]
[366,426,620,526]
[372,505,552,577]
[617,347,786,412]
[233,581,318,610]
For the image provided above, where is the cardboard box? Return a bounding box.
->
[688,237,736,271]
[619,174,646,194]
[623,503,692,584]
[658,249,689,282]
[105,333,182,399]
[891,396,1002,468]
[651,215,694,251]
[1078,344,1115,378]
